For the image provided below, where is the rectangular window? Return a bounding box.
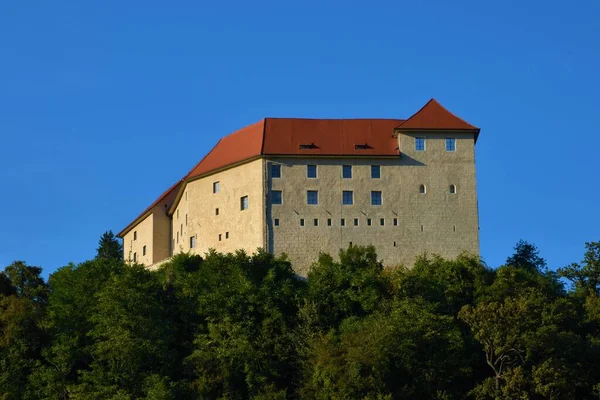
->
[177,209,179,219]
[367,218,372,226]
[446,138,456,152]
[341,218,346,226]
[180,224,183,235]
[314,218,319,226]
[271,190,282,205]
[300,218,305,227]
[215,208,219,215]
[226,232,229,239]
[190,236,196,248]
[353,218,359,226]
[177,232,179,243]
[307,165,317,178]
[240,196,249,210]
[213,181,220,193]
[342,165,352,179]
[271,164,281,178]
[274,218,280,226]
[380,218,385,226]
[327,218,332,226]
[186,214,188,225]
[371,191,382,206]
[393,218,398,226]
[219,234,222,241]
[371,165,381,179]
[142,245,146,256]
[133,252,137,262]
[133,231,137,241]
[416,137,426,151]
[342,190,353,205]
[307,190,319,205]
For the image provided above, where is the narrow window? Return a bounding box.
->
[176,232,179,243]
[186,214,188,225]
[271,190,283,205]
[226,232,229,239]
[190,236,196,248]
[271,164,281,178]
[371,191,382,206]
[133,252,137,262]
[393,218,398,226]
[371,165,381,179]
[421,225,424,232]
[415,137,426,151]
[307,190,319,205]
[341,218,346,226]
[342,165,352,179]
[367,218,372,226]
[349,242,353,247]
[180,224,183,235]
[142,245,146,256]
[354,218,359,226]
[380,218,385,226]
[274,218,280,226]
[177,209,179,219]
[419,185,426,194]
[453,225,456,232]
[394,241,397,247]
[133,231,137,241]
[446,138,456,152]
[215,208,219,215]
[327,218,332,226]
[449,184,456,194]
[240,196,249,210]
[213,181,220,193]
[219,234,222,241]
[300,218,305,227]
[314,218,319,226]
[342,191,353,205]
[307,165,317,178]
[185,191,187,200]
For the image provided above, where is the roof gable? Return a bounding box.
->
[396,99,479,132]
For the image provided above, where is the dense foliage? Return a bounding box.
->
[1,239,600,399]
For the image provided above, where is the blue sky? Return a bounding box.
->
[1,0,598,277]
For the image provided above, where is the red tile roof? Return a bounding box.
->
[396,98,479,132]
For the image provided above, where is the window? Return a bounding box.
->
[341,218,346,226]
[271,164,281,178]
[453,225,456,232]
[274,218,280,226]
[177,231,179,243]
[446,138,456,152]
[177,209,179,219]
[342,165,352,179]
[449,184,456,194]
[394,241,397,247]
[133,231,137,241]
[354,218,359,226]
[300,218,305,227]
[307,190,319,205]
[307,165,317,178]
[371,191,382,206]
[327,218,332,226]
[314,218,319,226]
[371,165,381,179]
[420,225,424,232]
[240,196,249,210]
[367,218,372,226]
[180,224,183,235]
[271,190,282,204]
[213,181,220,193]
[299,143,317,149]
[133,252,137,262]
[419,185,426,194]
[186,214,188,225]
[342,191,353,205]
[416,137,426,151]
[219,234,222,241]
[215,208,219,215]
[190,236,196,248]
[393,218,398,226]
[380,218,385,226]
[226,232,229,239]
[143,245,146,256]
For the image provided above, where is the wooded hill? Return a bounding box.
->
[1,233,600,399]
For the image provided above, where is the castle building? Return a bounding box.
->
[117,99,481,275]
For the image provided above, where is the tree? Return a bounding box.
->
[559,241,600,297]
[506,239,547,272]
[95,231,123,261]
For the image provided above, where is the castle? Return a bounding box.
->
[117,99,481,275]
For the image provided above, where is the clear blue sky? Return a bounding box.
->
[1,1,598,277]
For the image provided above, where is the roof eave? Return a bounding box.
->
[117,210,153,238]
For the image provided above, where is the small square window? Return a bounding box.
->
[307,165,317,178]
[142,245,146,256]
[271,164,281,178]
[133,231,137,241]
[393,218,398,226]
[341,218,346,226]
[300,218,305,227]
[213,181,220,193]
[380,218,385,226]
[371,165,381,179]
[226,232,229,239]
[371,191,382,206]
[327,218,332,226]
[342,165,352,179]
[215,208,219,215]
[240,196,249,210]
[354,218,359,226]
[416,137,426,151]
[314,218,319,226]
[274,218,280,226]
[367,218,372,226]
[272,190,283,204]
[133,252,137,262]
[307,190,319,205]
[446,138,456,152]
[190,236,196,248]
[342,191,353,205]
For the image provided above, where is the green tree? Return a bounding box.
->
[95,231,123,261]
[559,241,600,297]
